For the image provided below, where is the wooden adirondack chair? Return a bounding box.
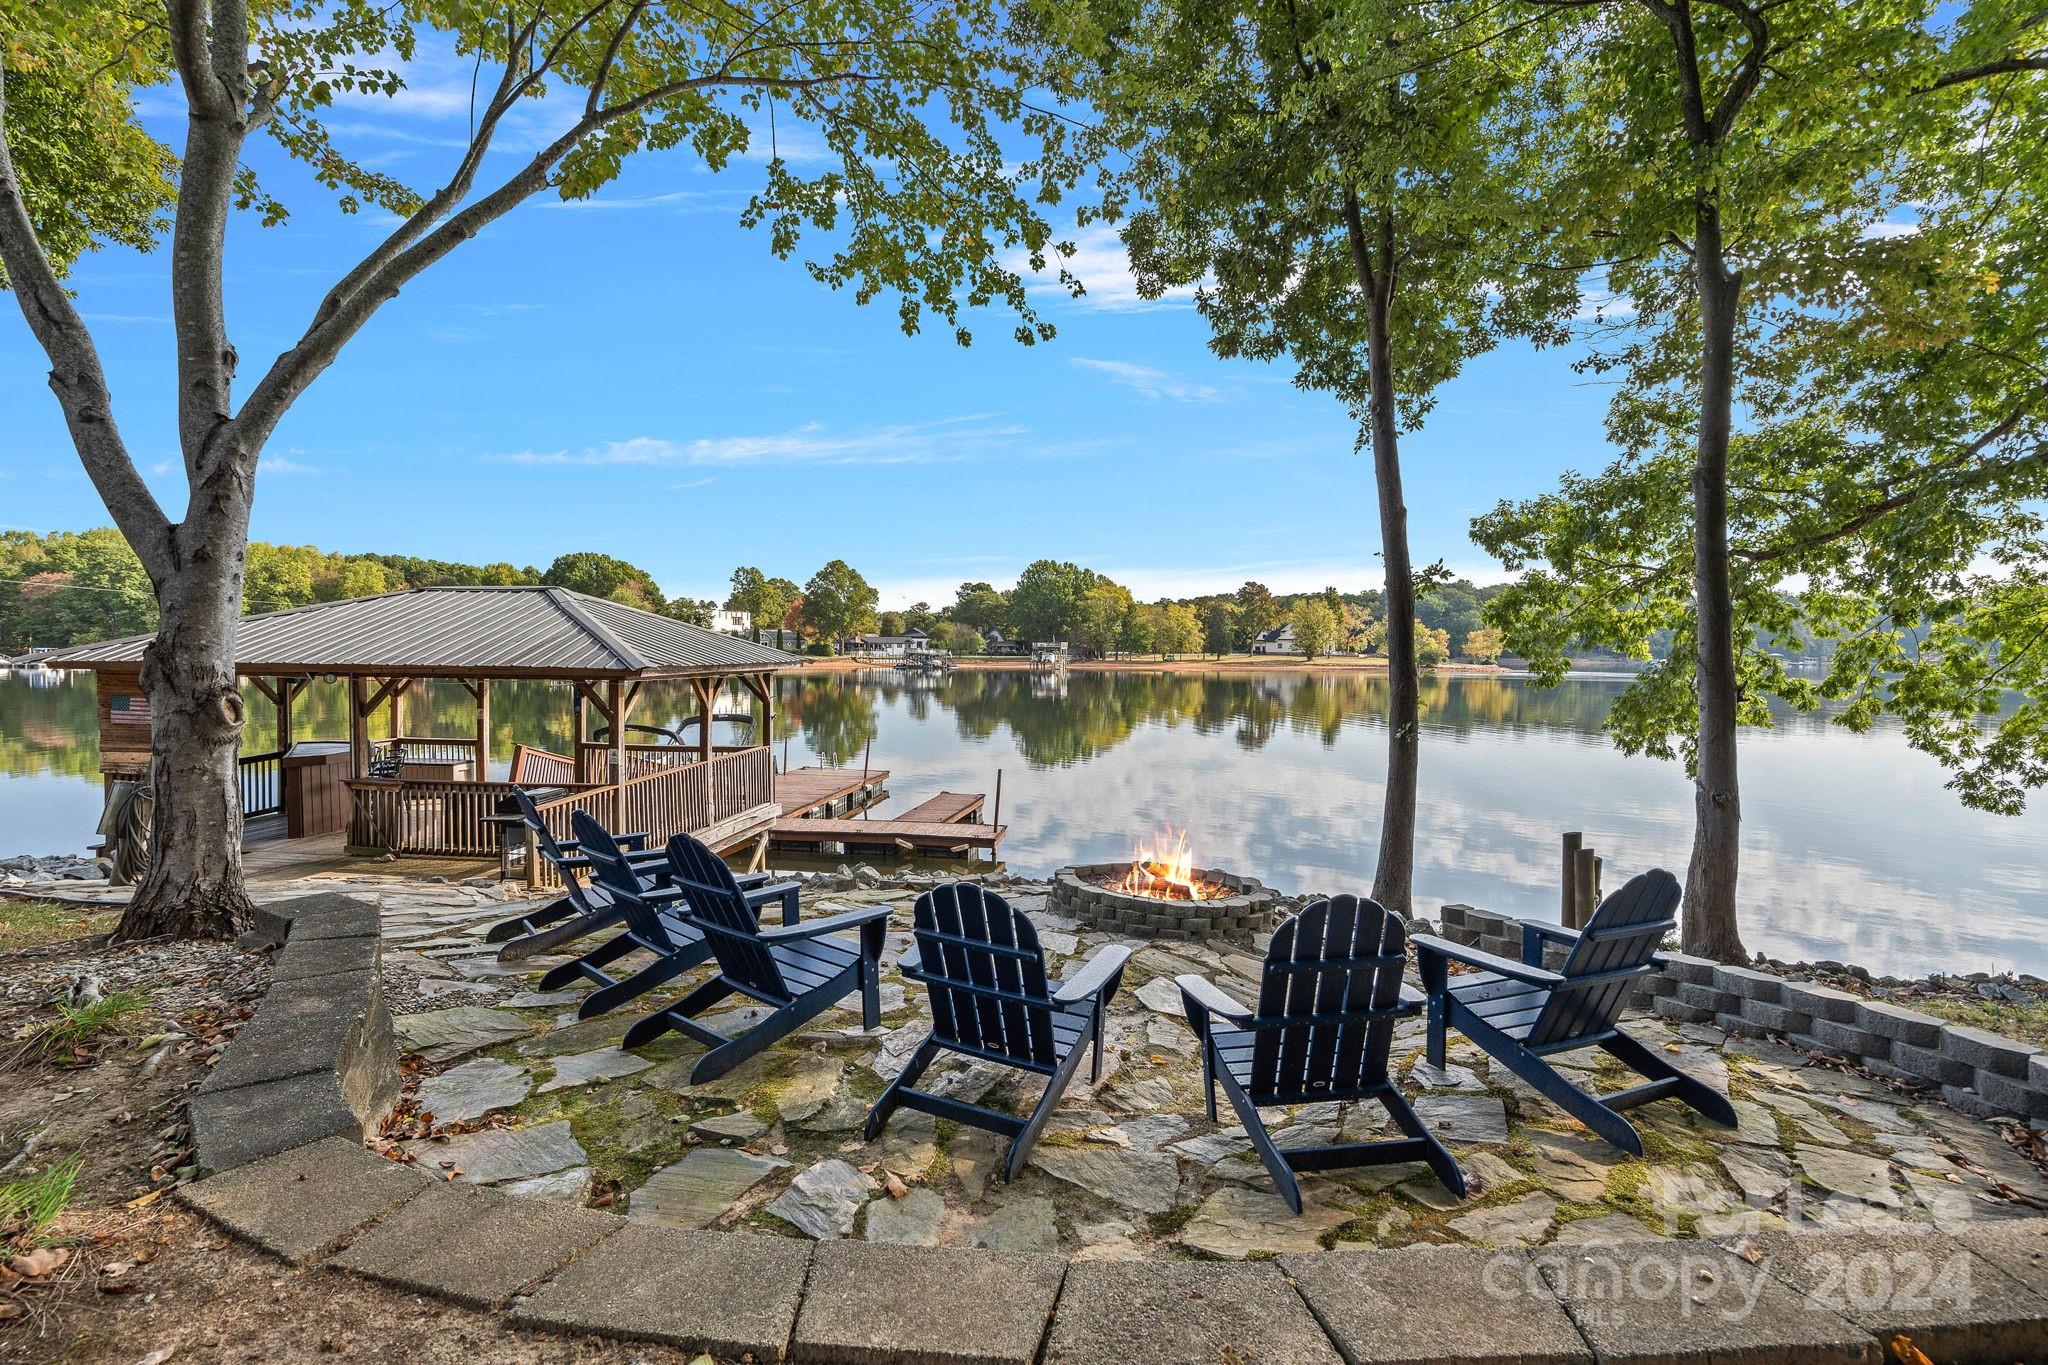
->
[527,811,722,1018]
[612,832,891,1080]
[865,883,1132,1183]
[486,790,787,960]
[483,790,669,959]
[1177,895,1464,1213]
[1413,867,1736,1156]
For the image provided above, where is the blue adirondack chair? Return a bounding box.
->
[607,831,891,1080]
[1413,867,1737,1155]
[1177,895,1464,1213]
[865,883,1132,1183]
[483,790,669,958]
[526,811,722,1018]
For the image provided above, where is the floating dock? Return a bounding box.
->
[768,786,1002,857]
[774,765,890,820]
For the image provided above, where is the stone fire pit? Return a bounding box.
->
[1048,862,1279,941]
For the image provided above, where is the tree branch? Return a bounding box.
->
[0,56,172,580]
[1924,55,2048,91]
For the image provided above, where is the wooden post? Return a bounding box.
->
[390,678,406,750]
[278,678,297,750]
[475,678,491,782]
[608,678,627,825]
[1562,831,1582,927]
[760,672,775,768]
[348,676,368,778]
[695,678,715,762]
[1574,845,1600,929]
[990,768,1003,864]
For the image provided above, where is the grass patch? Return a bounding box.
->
[0,900,119,953]
[11,991,151,1065]
[1907,995,2048,1050]
[0,1154,83,1257]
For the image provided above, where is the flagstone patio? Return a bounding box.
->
[367,875,2048,1262]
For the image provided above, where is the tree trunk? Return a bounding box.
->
[1682,203,1747,963]
[119,503,254,941]
[1364,290,1419,920]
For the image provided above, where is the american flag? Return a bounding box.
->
[110,694,152,726]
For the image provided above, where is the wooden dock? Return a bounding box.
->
[892,791,985,824]
[767,814,1005,857]
[774,765,890,820]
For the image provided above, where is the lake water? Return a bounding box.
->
[3,666,2044,978]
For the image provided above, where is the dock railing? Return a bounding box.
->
[521,746,774,887]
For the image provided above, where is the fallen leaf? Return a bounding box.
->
[1730,1238,1763,1265]
[135,1348,177,1365]
[882,1172,909,1200]
[1888,1334,1933,1365]
[12,1246,70,1277]
[0,1302,23,1322]
[1148,1054,1169,1066]
[100,1261,134,1278]
[124,1189,165,1209]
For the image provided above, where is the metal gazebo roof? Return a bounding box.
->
[38,586,803,680]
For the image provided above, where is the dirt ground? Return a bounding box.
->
[0,919,699,1365]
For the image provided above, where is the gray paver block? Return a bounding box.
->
[1940,1026,2039,1079]
[271,932,380,983]
[1043,1260,1341,1365]
[1971,1070,2048,1119]
[1532,1237,1879,1364]
[1890,1041,1975,1087]
[793,1241,1064,1365]
[1781,982,1862,1024]
[510,1225,809,1359]
[1655,954,1717,986]
[1282,1246,1591,1364]
[197,971,376,1093]
[331,1184,619,1309]
[1853,1001,1944,1048]
[256,892,382,941]
[188,1069,365,1173]
[1954,1219,2048,1296]
[1744,1227,2048,1364]
[178,1136,430,1263]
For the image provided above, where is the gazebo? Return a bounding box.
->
[42,586,803,881]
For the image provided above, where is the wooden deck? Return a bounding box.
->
[767,814,1005,856]
[774,765,891,819]
[891,791,985,824]
[241,830,500,884]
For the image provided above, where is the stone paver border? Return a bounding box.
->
[188,892,398,1173]
[175,891,2048,1362]
[1443,902,2048,1123]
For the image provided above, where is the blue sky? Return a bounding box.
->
[0,44,1621,610]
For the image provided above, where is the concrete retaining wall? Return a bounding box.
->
[1440,902,2048,1123]
[188,893,399,1174]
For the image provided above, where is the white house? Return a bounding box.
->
[843,628,932,657]
[1250,624,1297,655]
[710,609,752,637]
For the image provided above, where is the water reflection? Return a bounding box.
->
[3,667,2043,977]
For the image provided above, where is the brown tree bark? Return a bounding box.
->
[1682,201,1747,963]
[1344,193,1418,919]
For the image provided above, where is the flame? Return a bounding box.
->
[1117,827,1226,901]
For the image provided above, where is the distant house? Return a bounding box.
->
[985,629,1025,656]
[754,627,802,651]
[711,609,752,637]
[1250,624,1297,655]
[842,628,932,657]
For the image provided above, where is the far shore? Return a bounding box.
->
[781,652,1644,678]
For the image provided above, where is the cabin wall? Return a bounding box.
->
[93,668,151,779]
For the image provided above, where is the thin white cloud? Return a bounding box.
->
[260,457,322,476]
[1071,358,1221,404]
[81,312,169,324]
[1006,224,1198,312]
[668,477,717,490]
[1863,221,1921,240]
[540,189,733,213]
[493,414,1024,469]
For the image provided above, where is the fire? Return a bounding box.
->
[1117,827,1226,901]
